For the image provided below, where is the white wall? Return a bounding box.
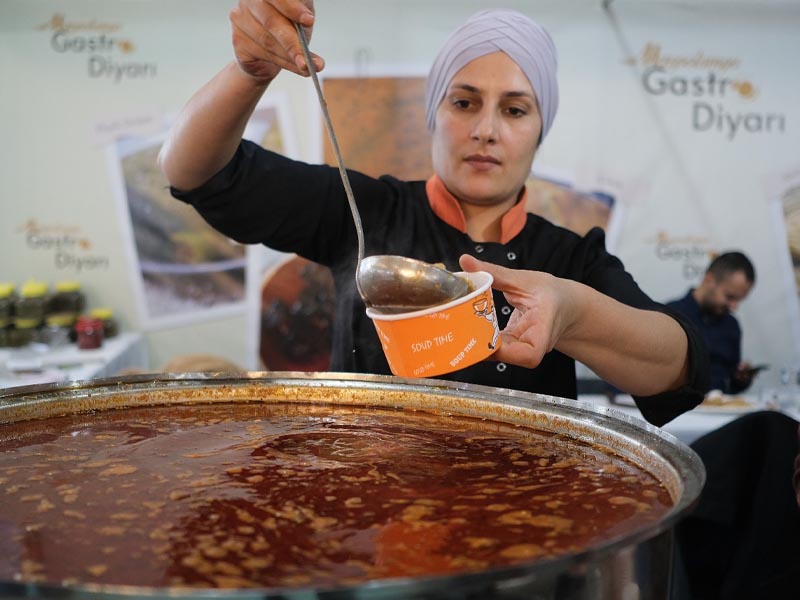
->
[1,1,798,387]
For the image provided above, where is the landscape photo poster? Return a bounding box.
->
[767,167,800,358]
[107,92,318,353]
[108,130,247,330]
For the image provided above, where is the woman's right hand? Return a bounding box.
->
[229,0,324,84]
[159,0,325,191]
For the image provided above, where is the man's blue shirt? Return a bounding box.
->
[667,289,742,393]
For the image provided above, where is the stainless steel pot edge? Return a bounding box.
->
[0,371,705,600]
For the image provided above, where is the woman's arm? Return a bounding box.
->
[460,254,689,397]
[157,0,321,191]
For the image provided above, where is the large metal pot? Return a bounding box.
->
[0,372,704,600]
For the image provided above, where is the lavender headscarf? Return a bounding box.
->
[424,9,558,141]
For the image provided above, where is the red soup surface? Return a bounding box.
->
[0,403,672,589]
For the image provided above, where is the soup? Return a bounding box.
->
[0,402,672,589]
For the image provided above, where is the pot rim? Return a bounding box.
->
[0,371,705,599]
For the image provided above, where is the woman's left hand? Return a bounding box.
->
[459,253,690,397]
[459,254,576,368]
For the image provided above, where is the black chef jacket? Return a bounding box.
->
[172,141,708,426]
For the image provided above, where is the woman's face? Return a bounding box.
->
[431,51,542,209]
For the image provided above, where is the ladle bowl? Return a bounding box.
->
[357,255,472,313]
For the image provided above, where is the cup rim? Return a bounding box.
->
[365,271,493,321]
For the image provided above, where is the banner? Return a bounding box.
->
[1,1,798,384]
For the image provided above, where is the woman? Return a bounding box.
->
[158,1,708,426]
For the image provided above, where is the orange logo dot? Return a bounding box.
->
[735,80,756,99]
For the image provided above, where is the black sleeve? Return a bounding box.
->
[631,305,710,426]
[575,228,709,426]
[726,321,748,394]
[169,140,393,267]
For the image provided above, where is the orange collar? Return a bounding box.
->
[425,174,527,244]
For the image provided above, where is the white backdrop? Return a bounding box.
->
[1,0,798,386]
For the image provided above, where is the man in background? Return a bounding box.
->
[667,251,757,394]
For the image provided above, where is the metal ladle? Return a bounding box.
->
[295,24,471,313]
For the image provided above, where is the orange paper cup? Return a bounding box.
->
[366,271,501,378]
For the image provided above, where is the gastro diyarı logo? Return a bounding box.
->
[647,230,713,280]
[36,13,157,83]
[628,43,785,140]
[16,219,110,272]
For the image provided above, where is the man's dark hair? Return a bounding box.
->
[707,251,756,285]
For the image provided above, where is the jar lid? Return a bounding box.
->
[89,307,113,320]
[15,318,40,329]
[75,315,104,332]
[46,314,76,327]
[20,280,47,298]
[55,280,81,293]
[0,283,15,298]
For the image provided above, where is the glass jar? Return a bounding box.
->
[15,280,48,329]
[7,325,35,347]
[75,315,104,350]
[89,307,119,339]
[48,280,85,325]
[39,314,74,348]
[0,283,16,328]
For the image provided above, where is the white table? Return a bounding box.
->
[0,332,149,390]
[577,393,786,446]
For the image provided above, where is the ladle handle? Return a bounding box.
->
[294,23,366,296]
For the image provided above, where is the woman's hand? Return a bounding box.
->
[230,0,324,84]
[459,254,690,396]
[459,254,577,369]
[159,0,324,191]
